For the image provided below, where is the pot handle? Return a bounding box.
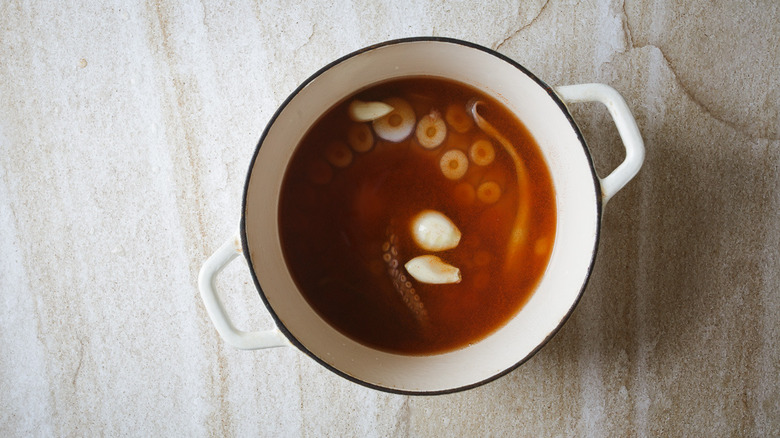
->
[554,83,645,204]
[198,233,289,350]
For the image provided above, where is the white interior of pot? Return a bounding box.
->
[244,40,599,393]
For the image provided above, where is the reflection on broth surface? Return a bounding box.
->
[278,77,556,355]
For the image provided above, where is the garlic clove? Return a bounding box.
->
[405,255,462,284]
[410,210,461,251]
[373,98,415,142]
[348,100,395,122]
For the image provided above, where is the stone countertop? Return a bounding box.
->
[1,1,777,436]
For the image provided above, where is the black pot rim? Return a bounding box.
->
[239,36,602,396]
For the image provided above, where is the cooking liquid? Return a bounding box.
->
[278,77,556,355]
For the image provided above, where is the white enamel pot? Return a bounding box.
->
[199,37,644,395]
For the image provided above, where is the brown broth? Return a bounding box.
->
[278,77,556,355]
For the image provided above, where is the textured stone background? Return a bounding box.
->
[1,0,777,436]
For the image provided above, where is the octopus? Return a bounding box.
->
[311,95,534,323]
[467,99,532,273]
[381,227,429,323]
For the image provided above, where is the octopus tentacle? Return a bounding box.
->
[382,227,429,322]
[467,99,531,273]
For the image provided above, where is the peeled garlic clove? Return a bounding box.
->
[440,149,469,180]
[373,98,415,142]
[410,210,461,251]
[405,255,462,284]
[348,100,395,122]
[415,110,447,149]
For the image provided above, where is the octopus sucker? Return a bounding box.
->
[325,140,353,168]
[382,229,429,322]
[469,139,495,166]
[415,110,447,149]
[439,149,469,180]
[347,123,375,152]
[476,181,501,204]
[373,98,416,142]
[445,103,474,133]
[468,99,532,273]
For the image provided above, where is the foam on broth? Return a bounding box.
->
[278,77,556,355]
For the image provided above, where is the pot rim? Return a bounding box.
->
[239,36,602,395]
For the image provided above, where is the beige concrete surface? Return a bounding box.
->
[1,0,777,436]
